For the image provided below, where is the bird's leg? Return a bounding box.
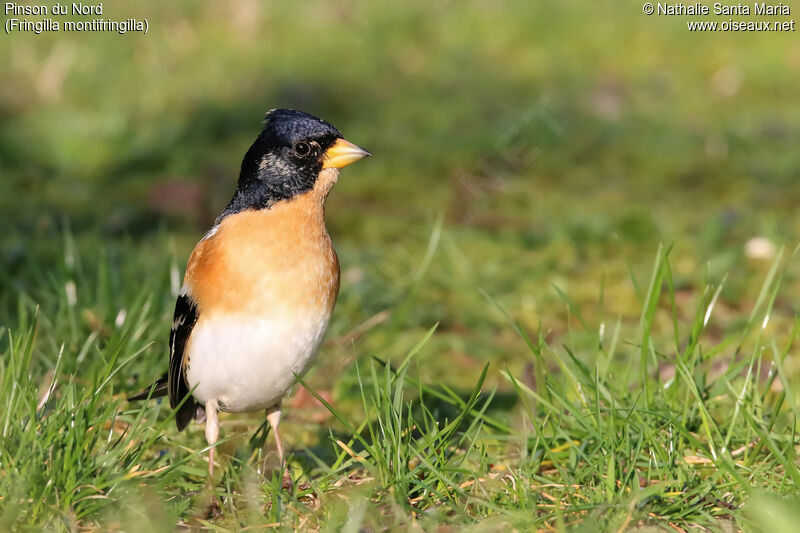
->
[266,406,283,465]
[204,399,221,516]
[205,399,220,477]
[266,404,292,491]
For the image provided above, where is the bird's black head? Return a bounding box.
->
[221,109,369,218]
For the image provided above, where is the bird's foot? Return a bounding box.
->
[281,467,293,492]
[204,494,222,519]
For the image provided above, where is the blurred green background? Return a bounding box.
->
[3,1,800,528]
[3,0,800,400]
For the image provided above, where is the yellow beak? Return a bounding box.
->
[322,138,370,169]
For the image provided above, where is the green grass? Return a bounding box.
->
[3,0,800,530]
[0,233,798,531]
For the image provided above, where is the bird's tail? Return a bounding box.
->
[128,372,198,432]
[128,372,169,401]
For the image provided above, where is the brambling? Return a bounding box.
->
[130,109,369,499]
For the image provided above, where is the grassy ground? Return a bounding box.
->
[2,0,800,530]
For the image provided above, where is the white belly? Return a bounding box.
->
[184,311,330,412]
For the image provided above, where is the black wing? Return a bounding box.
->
[168,292,200,431]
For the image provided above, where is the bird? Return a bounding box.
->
[129,108,369,504]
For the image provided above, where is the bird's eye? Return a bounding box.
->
[294,142,311,157]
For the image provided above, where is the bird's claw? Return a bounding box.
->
[204,494,222,519]
[281,468,293,492]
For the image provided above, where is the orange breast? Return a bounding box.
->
[184,187,340,319]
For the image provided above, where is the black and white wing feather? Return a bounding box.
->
[168,292,200,431]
